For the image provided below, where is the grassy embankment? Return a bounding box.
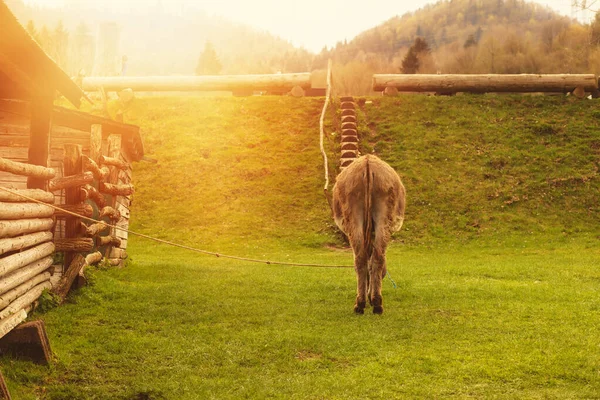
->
[1,95,599,399]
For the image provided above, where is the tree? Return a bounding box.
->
[195,42,222,75]
[401,37,431,74]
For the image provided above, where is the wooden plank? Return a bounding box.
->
[0,320,52,365]
[372,73,599,93]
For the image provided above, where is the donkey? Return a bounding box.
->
[332,155,405,314]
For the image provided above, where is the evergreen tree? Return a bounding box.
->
[401,37,431,74]
[195,42,222,75]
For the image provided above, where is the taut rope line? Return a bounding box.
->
[0,186,352,269]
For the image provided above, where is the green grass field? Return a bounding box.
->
[1,95,599,399]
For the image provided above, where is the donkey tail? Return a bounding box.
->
[363,157,374,258]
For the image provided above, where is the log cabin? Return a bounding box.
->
[0,0,145,359]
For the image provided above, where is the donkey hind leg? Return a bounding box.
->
[368,213,390,315]
[350,233,369,314]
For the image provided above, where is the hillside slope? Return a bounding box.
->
[118,94,598,250]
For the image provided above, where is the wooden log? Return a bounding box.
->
[97,235,121,247]
[0,257,53,296]
[54,238,94,253]
[0,272,51,309]
[99,155,129,170]
[0,309,26,340]
[82,73,312,92]
[90,124,102,163]
[341,115,356,124]
[341,109,355,117]
[109,248,127,259]
[341,122,357,130]
[80,185,106,208]
[0,242,55,277]
[27,93,53,190]
[0,188,54,204]
[0,202,54,220]
[0,281,51,320]
[0,218,54,239]
[0,232,53,256]
[98,206,121,221]
[0,157,55,180]
[82,156,109,181]
[0,320,52,365]
[85,251,102,265]
[63,145,83,270]
[372,74,599,93]
[54,203,93,219]
[82,222,108,237]
[99,182,134,196]
[48,172,94,192]
[340,101,355,110]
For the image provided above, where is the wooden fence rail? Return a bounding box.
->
[372,74,599,93]
[82,73,312,92]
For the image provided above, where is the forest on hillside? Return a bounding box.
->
[323,0,600,93]
[7,0,600,95]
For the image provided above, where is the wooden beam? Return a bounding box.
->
[0,188,54,204]
[97,235,121,247]
[48,171,94,192]
[99,155,129,170]
[53,203,93,219]
[81,73,312,92]
[0,231,53,256]
[99,206,121,221]
[27,94,53,190]
[54,238,94,253]
[0,157,55,179]
[0,309,26,340]
[0,257,53,297]
[0,218,54,239]
[99,182,134,196]
[0,202,54,220]
[54,253,86,300]
[0,272,51,309]
[0,281,51,320]
[0,242,55,277]
[372,74,599,93]
[80,185,106,208]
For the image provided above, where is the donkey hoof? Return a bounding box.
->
[354,305,365,314]
[373,306,384,315]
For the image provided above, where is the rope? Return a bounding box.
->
[0,186,352,269]
[319,59,332,193]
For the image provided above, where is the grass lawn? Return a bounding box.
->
[1,94,599,398]
[3,239,599,399]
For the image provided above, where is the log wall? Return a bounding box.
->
[0,156,55,341]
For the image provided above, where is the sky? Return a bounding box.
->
[22,0,586,52]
